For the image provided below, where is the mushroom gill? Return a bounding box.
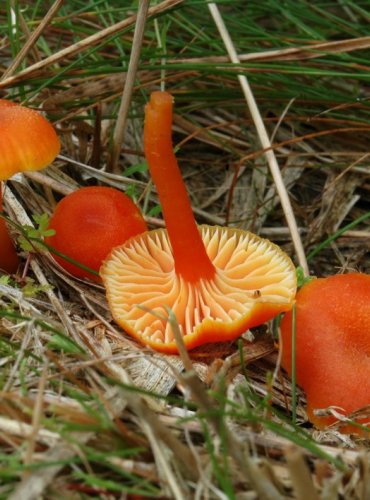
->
[101,225,296,354]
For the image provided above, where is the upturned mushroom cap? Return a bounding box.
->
[101,225,296,354]
[0,99,60,180]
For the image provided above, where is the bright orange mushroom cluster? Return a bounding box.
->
[0,99,60,273]
[100,91,297,354]
[280,273,370,432]
[45,186,148,282]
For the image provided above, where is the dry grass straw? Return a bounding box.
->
[110,0,151,173]
[208,2,308,275]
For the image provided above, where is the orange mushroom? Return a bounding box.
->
[45,186,147,282]
[0,99,60,273]
[280,273,370,432]
[100,91,297,354]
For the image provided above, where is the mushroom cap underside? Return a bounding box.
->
[101,225,297,354]
[0,99,60,180]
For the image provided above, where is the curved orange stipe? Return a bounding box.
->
[144,91,215,283]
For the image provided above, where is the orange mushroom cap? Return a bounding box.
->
[45,186,148,282]
[280,273,370,432]
[100,91,296,354]
[0,99,60,180]
[0,99,60,273]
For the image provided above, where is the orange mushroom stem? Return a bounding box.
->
[144,91,215,283]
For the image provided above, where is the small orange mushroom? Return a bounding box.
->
[280,273,370,432]
[0,99,60,180]
[0,99,60,273]
[100,91,297,354]
[45,186,147,282]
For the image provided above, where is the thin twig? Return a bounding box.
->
[208,2,309,275]
[24,171,74,196]
[172,35,370,64]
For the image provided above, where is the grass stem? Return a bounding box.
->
[208,2,308,275]
[110,0,150,172]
